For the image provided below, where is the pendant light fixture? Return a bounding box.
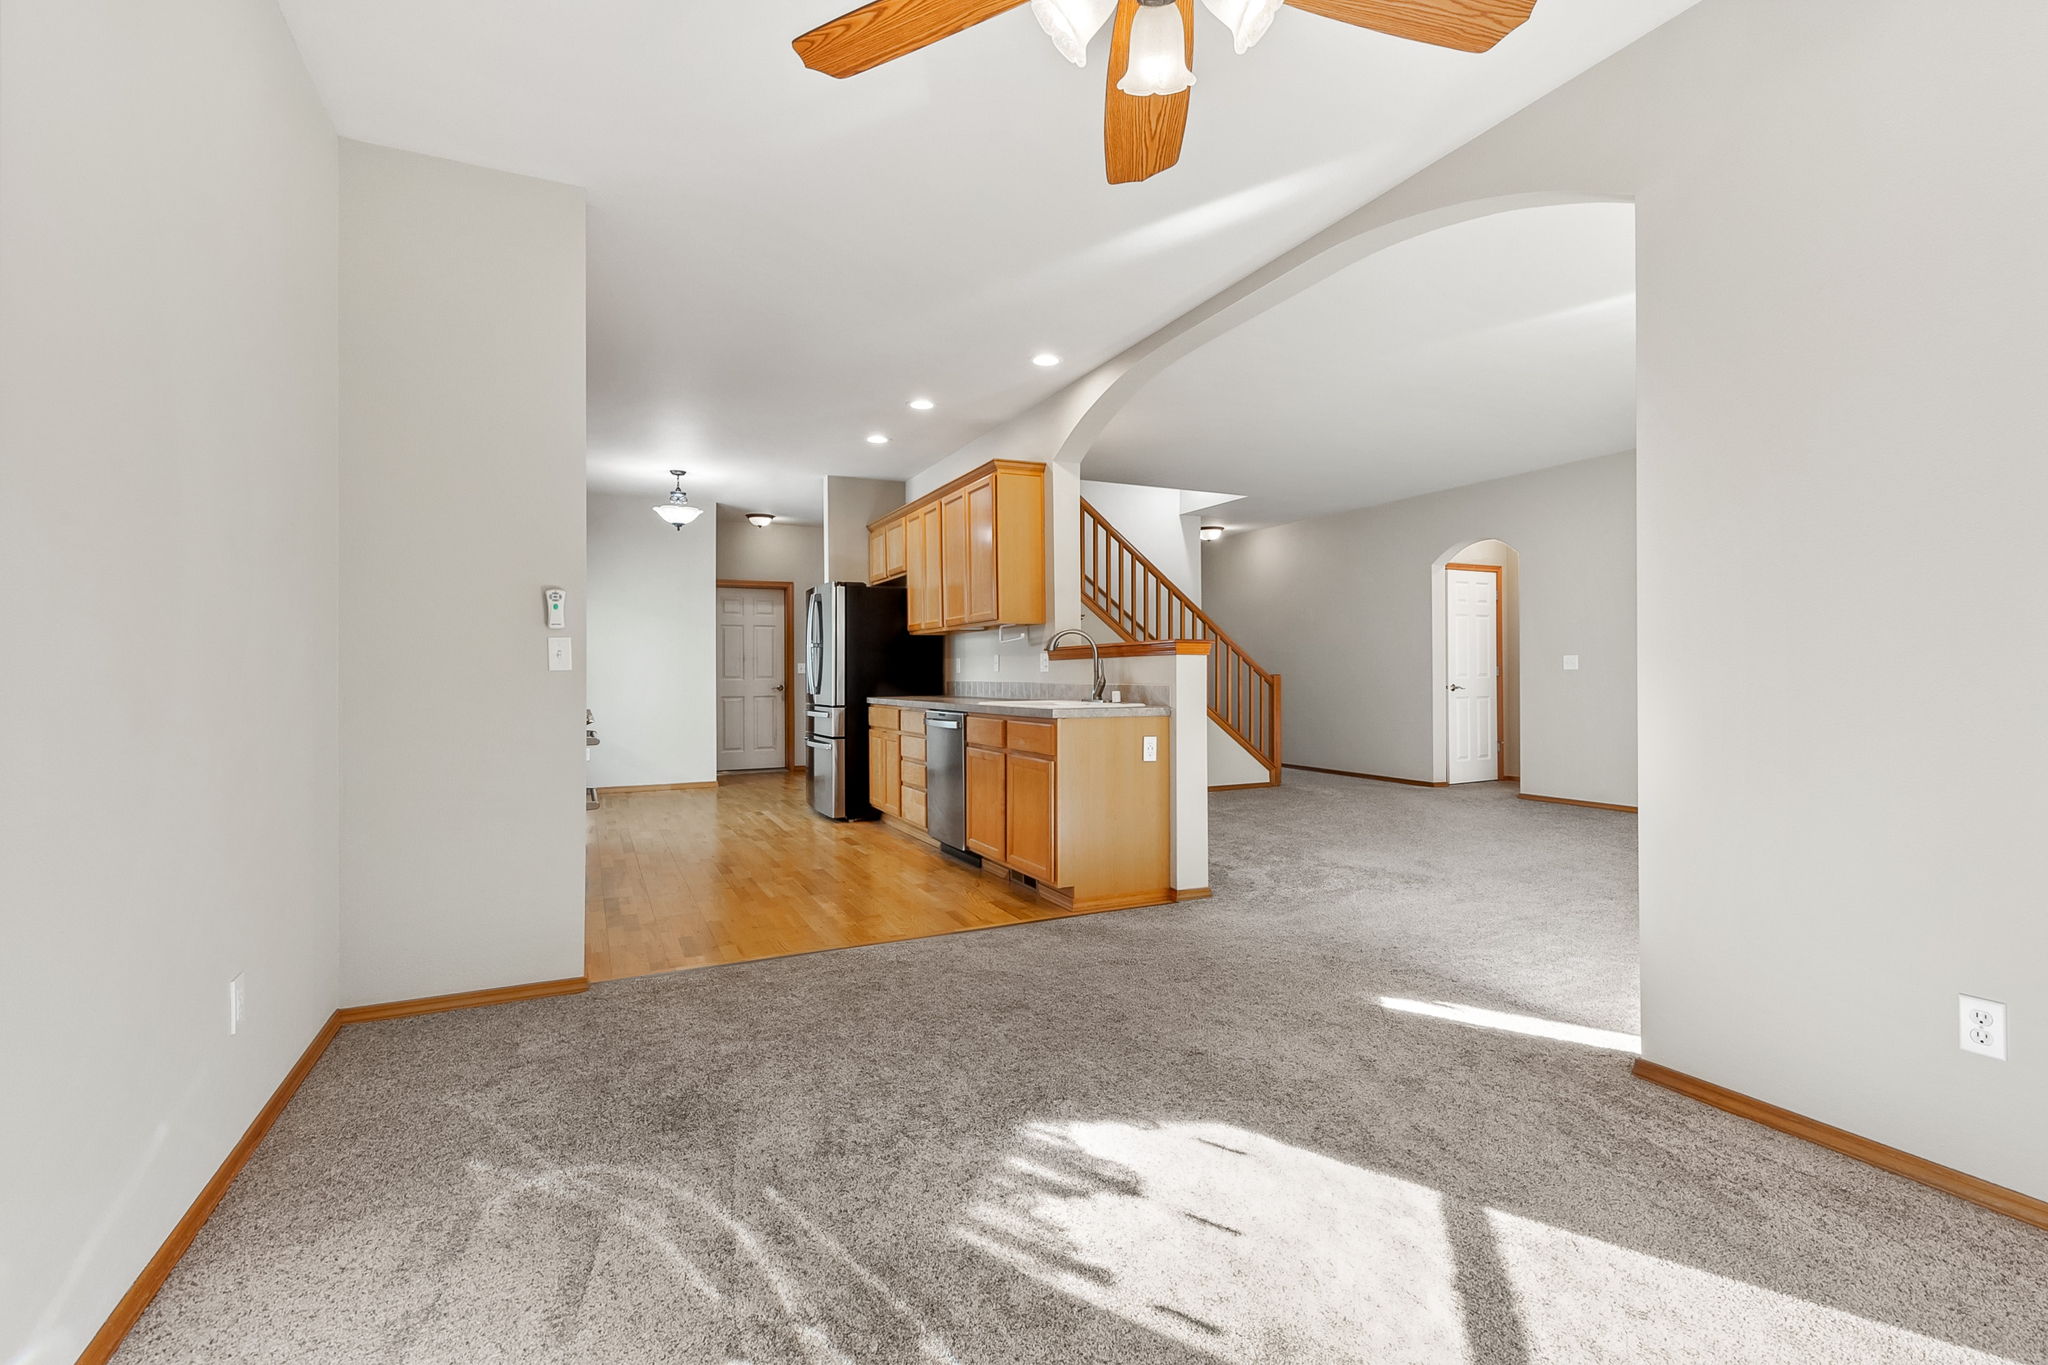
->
[1118,0,1196,97]
[653,470,704,529]
[1031,0,1116,65]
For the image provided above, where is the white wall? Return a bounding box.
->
[926,0,2048,1199]
[0,4,340,1359]
[586,493,719,788]
[338,142,588,1007]
[1204,454,1633,803]
[716,514,823,604]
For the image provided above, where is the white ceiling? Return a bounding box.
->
[1087,201,1637,528]
[278,0,1692,523]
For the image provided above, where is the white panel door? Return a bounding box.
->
[1446,568,1500,784]
[715,586,786,771]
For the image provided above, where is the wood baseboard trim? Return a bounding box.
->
[1519,792,1638,814]
[82,972,596,1362]
[1209,780,1278,792]
[75,1011,344,1365]
[335,976,589,1025]
[1284,764,1446,788]
[1631,1059,2048,1232]
[595,781,718,794]
[1169,886,1212,902]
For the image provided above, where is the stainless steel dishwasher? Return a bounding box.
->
[923,710,969,854]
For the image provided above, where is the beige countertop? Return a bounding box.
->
[869,695,1171,719]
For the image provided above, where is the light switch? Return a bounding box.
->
[1563,655,1580,671]
[548,637,573,671]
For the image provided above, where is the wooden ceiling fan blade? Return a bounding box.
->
[1104,0,1194,184]
[793,0,1029,78]
[1284,0,1536,53]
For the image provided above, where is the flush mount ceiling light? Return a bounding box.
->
[793,0,1538,184]
[867,432,890,444]
[1199,524,1226,541]
[1032,352,1062,367]
[908,397,936,410]
[746,513,776,528]
[653,470,704,529]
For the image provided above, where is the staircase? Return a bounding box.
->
[1080,499,1283,787]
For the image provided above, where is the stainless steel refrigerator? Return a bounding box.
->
[802,582,944,819]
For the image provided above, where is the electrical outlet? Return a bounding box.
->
[954,656,964,676]
[1960,995,2006,1060]
[228,974,246,1035]
[1143,735,1158,762]
[1040,652,1050,673]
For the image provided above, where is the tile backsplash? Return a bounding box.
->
[950,680,1170,706]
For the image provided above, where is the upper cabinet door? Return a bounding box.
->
[918,503,944,632]
[885,517,907,579]
[941,490,971,628]
[902,509,928,631]
[965,476,998,624]
[868,523,888,584]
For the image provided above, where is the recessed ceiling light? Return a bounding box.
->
[866,433,889,445]
[908,398,935,411]
[1032,353,1061,367]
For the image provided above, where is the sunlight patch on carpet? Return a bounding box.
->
[1378,996,1641,1053]
[957,1120,1465,1362]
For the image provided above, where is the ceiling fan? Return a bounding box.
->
[792,0,1538,184]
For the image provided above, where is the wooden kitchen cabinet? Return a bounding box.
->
[868,514,906,583]
[965,742,1007,860]
[868,729,900,816]
[912,503,943,632]
[872,460,1044,632]
[1003,751,1058,883]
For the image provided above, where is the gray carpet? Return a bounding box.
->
[118,773,2048,1363]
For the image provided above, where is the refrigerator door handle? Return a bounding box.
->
[805,736,832,750]
[804,591,823,696]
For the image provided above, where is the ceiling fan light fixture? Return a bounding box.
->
[1118,1,1196,97]
[1197,0,1281,53]
[1031,0,1117,66]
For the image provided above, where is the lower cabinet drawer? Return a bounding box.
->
[901,758,926,791]
[901,785,927,829]
[1006,719,1057,757]
[899,734,927,763]
[897,709,926,735]
[869,706,900,732]
[965,715,1006,749]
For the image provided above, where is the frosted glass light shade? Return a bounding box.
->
[1118,3,1196,96]
[654,498,703,527]
[1031,0,1117,66]
[1198,0,1281,53]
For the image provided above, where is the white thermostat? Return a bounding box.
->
[543,587,568,630]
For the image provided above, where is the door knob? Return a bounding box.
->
[1449,683,1463,692]
[773,683,785,692]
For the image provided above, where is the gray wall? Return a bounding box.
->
[822,476,903,584]
[0,3,341,1356]
[1204,453,1635,805]
[338,142,588,1007]
[586,492,720,788]
[716,515,824,604]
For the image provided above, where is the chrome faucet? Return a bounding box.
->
[1044,629,1105,702]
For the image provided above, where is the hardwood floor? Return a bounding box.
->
[585,770,1101,981]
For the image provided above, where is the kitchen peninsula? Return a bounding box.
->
[866,696,1178,914]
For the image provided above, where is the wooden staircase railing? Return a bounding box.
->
[1080,499,1282,785]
